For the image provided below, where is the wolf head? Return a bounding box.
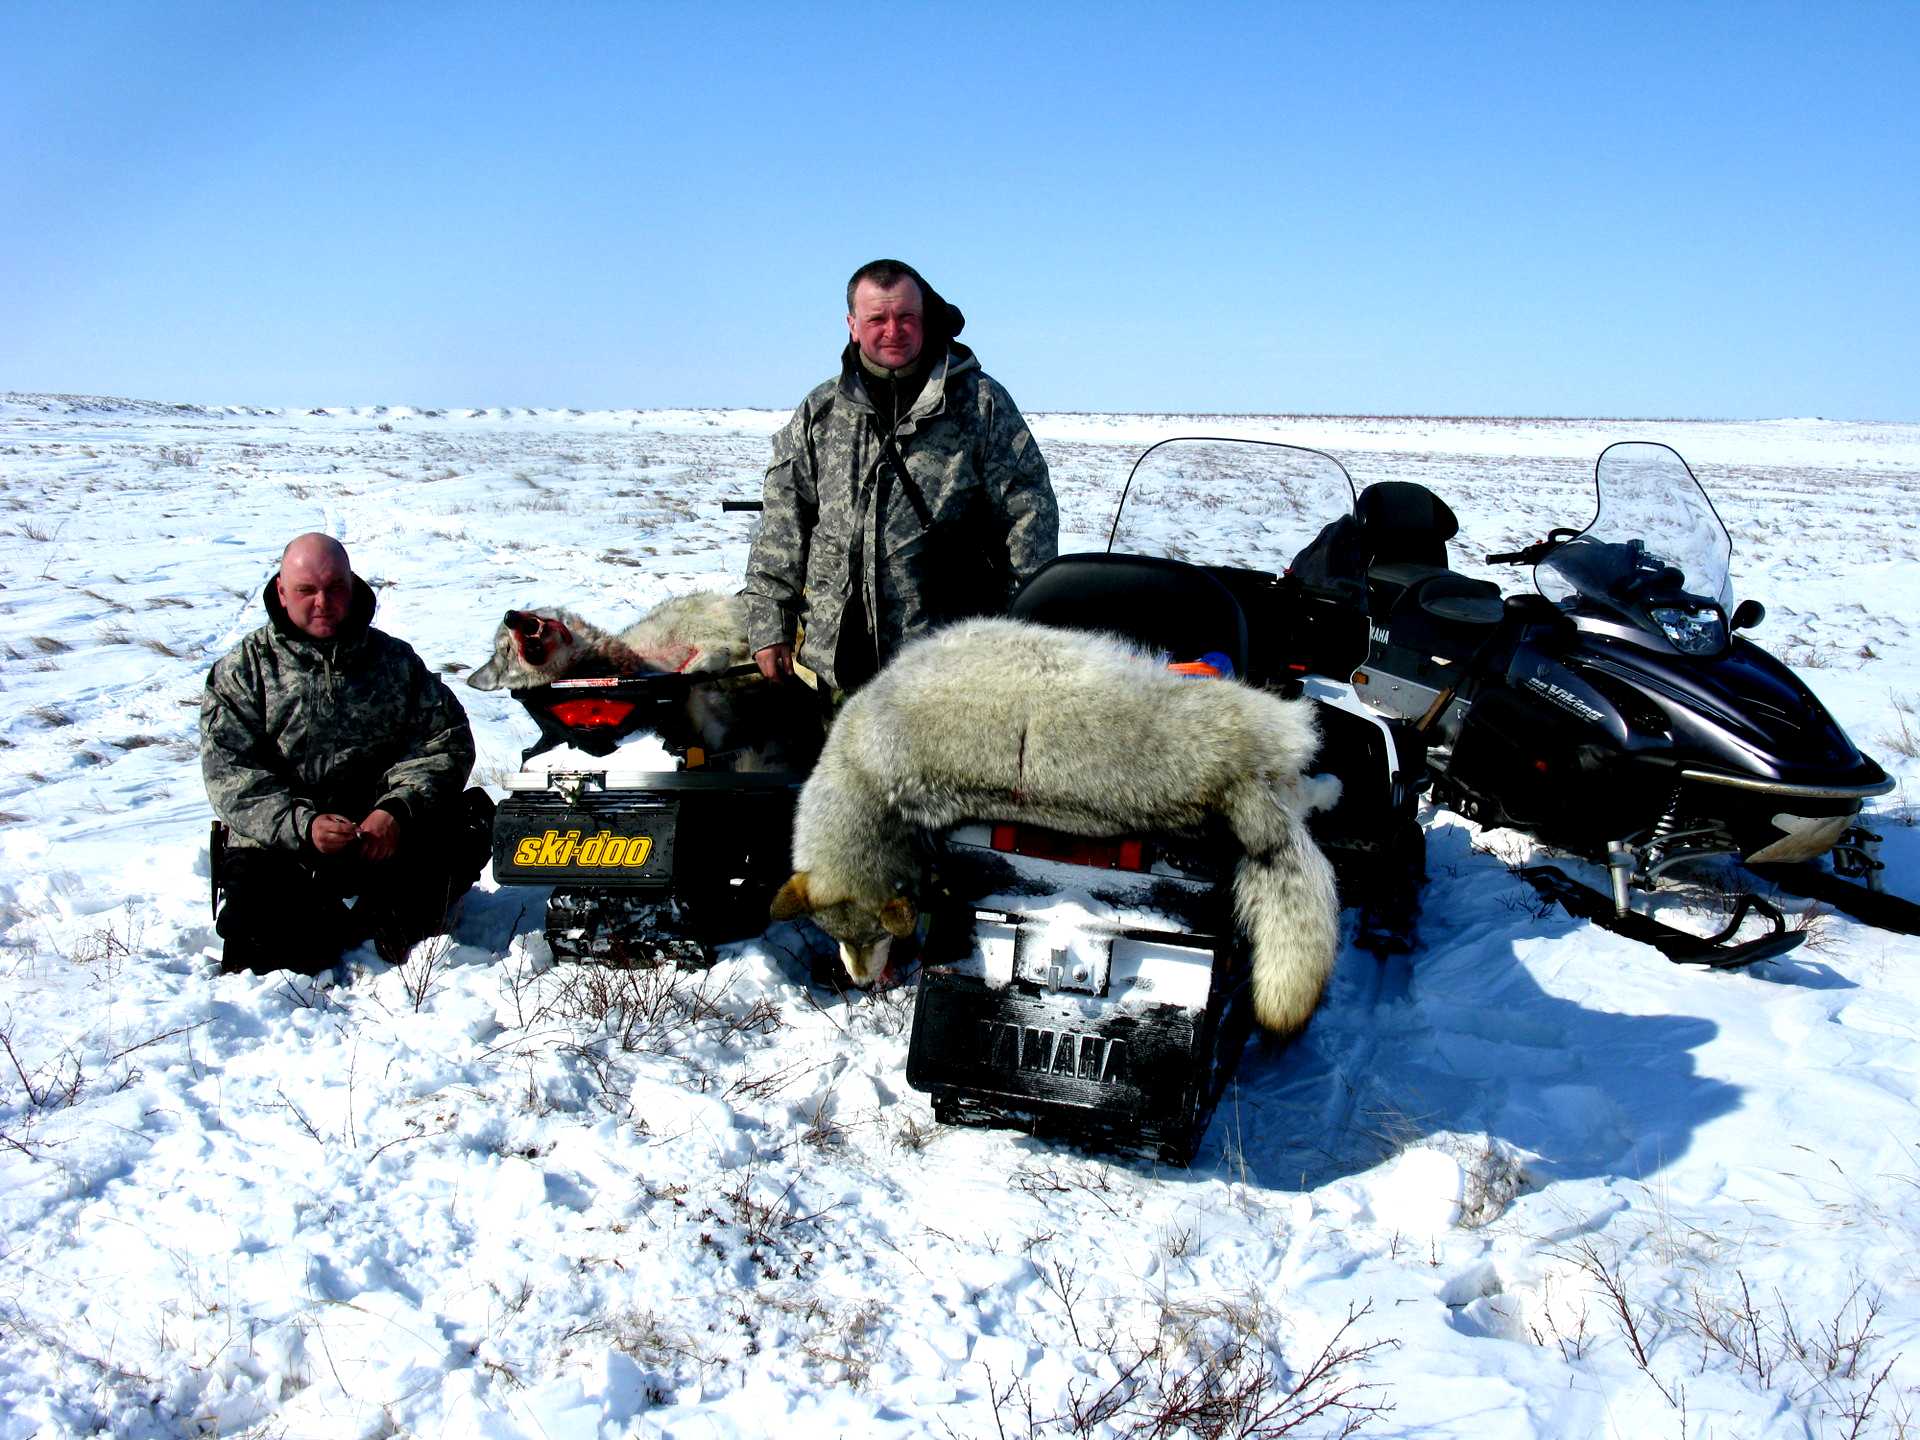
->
[466,609,592,691]
[769,872,916,986]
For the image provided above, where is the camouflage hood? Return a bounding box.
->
[743,340,1057,690]
[201,572,476,851]
[260,569,378,658]
[835,339,978,418]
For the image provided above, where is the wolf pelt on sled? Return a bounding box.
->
[464,591,809,767]
[771,618,1342,1037]
[466,591,753,690]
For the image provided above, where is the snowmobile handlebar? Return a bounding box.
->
[1486,527,1582,566]
[721,500,762,512]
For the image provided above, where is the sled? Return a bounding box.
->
[908,821,1254,1165]
[490,664,822,965]
[903,535,1426,1165]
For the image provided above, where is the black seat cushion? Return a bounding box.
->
[1011,553,1250,678]
[1355,481,1461,569]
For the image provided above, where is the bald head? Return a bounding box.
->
[282,533,349,572]
[276,533,354,640]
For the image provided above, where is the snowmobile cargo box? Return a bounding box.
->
[907,820,1254,1166]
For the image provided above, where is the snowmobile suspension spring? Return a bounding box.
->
[1646,786,1689,862]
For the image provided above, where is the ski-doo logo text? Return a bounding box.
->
[980,1022,1128,1085]
[511,829,655,869]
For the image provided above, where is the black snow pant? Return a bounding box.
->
[215,789,495,975]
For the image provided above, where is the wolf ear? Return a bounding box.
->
[880,897,917,938]
[770,873,816,920]
[467,659,502,691]
[505,610,543,637]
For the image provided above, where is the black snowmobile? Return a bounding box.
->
[486,662,823,964]
[486,502,827,964]
[905,438,1429,1164]
[1285,438,1914,963]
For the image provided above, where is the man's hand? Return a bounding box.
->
[355,808,401,862]
[311,813,360,855]
[754,642,795,683]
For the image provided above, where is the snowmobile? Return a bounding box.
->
[905,439,1429,1164]
[487,663,823,964]
[487,506,827,965]
[1283,437,1915,963]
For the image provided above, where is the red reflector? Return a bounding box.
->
[547,698,638,730]
[989,823,1149,871]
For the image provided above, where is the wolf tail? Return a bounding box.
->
[1231,799,1341,1038]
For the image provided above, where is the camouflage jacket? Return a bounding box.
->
[743,341,1057,690]
[201,575,476,852]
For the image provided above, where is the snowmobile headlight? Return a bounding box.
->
[1649,604,1727,656]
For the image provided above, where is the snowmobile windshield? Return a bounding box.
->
[1106,438,1358,572]
[1536,442,1735,652]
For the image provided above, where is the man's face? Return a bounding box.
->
[277,546,353,639]
[847,278,925,371]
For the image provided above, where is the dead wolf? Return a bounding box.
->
[465,590,754,691]
[770,617,1341,1036]
[465,590,814,768]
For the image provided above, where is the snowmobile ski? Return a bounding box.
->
[1748,862,1920,937]
[1519,865,1805,969]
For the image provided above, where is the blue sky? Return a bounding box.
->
[5,1,1915,418]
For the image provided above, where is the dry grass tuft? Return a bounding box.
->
[1879,694,1920,761]
[976,1291,1398,1438]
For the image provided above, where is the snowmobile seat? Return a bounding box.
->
[1367,564,1505,661]
[1344,481,1503,646]
[1291,481,1483,605]
[1011,553,1250,679]
[1355,480,1461,569]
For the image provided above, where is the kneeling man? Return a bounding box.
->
[202,534,491,973]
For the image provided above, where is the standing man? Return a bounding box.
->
[202,533,492,974]
[744,259,1057,694]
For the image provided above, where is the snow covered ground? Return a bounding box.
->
[3,392,1919,1438]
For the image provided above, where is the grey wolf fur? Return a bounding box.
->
[466,590,753,691]
[770,618,1341,1037]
